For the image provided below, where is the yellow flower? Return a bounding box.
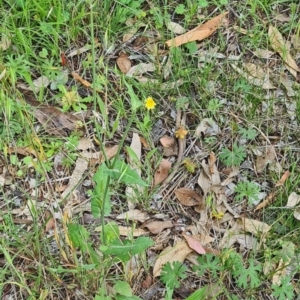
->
[145,97,156,110]
[62,90,79,106]
[175,127,188,139]
[211,210,224,220]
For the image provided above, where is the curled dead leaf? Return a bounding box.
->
[154,159,171,186]
[175,188,203,207]
[117,52,132,74]
[268,25,300,75]
[255,146,276,173]
[141,220,173,234]
[160,135,175,147]
[153,241,192,277]
[166,21,186,34]
[238,218,271,235]
[18,87,81,137]
[166,12,228,47]
[116,209,149,223]
[275,170,290,187]
[182,233,206,254]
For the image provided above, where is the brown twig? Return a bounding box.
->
[158,106,187,194]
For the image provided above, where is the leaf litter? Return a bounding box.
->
[3,4,300,300]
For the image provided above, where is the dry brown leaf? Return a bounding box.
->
[154,159,171,186]
[61,157,88,199]
[275,170,290,187]
[219,222,241,248]
[141,274,153,289]
[231,63,276,89]
[182,233,206,254]
[235,234,258,249]
[175,188,203,207]
[81,145,118,163]
[0,34,11,51]
[126,133,142,210]
[268,25,300,73]
[166,12,228,47]
[67,40,100,57]
[102,145,119,161]
[238,218,271,235]
[77,137,94,150]
[160,135,175,147]
[126,62,156,77]
[8,146,40,158]
[286,192,300,208]
[280,73,297,97]
[71,71,92,88]
[198,168,211,197]
[0,68,6,81]
[289,195,300,218]
[255,191,276,211]
[195,118,220,137]
[117,52,132,74]
[166,21,186,34]
[252,48,275,59]
[139,136,150,149]
[45,217,55,232]
[18,88,81,137]
[201,158,221,186]
[255,145,276,173]
[272,259,288,285]
[153,241,193,277]
[118,226,148,237]
[291,34,300,48]
[116,209,149,223]
[141,220,173,234]
[274,14,291,22]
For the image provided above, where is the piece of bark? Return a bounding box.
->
[17,87,80,137]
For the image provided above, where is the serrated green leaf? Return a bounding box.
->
[219,143,246,166]
[161,261,187,289]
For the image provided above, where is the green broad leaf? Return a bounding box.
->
[101,221,120,245]
[91,191,111,217]
[92,163,111,217]
[198,0,208,8]
[185,41,198,54]
[125,146,141,166]
[100,237,153,262]
[186,286,208,300]
[80,264,97,271]
[115,295,142,300]
[87,244,101,265]
[114,281,132,297]
[95,296,112,300]
[68,223,89,252]
[106,159,147,186]
[124,81,142,112]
